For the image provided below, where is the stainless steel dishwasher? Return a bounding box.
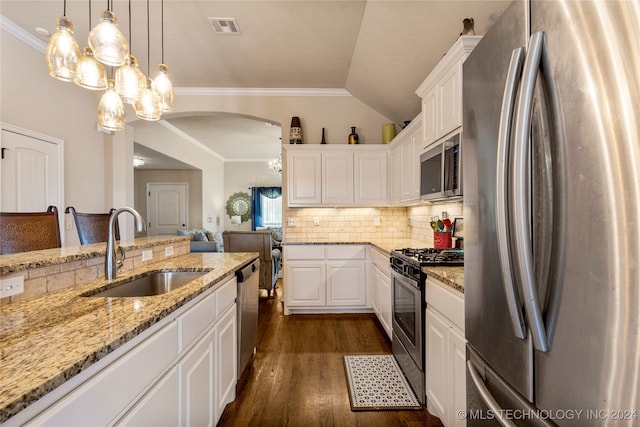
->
[235,259,260,382]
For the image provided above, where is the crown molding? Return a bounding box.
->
[174,87,352,97]
[0,15,46,53]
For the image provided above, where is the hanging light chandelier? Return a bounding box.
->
[269,155,282,175]
[45,0,81,82]
[151,0,174,112]
[73,0,107,90]
[46,0,175,131]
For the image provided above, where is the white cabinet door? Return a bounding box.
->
[354,151,387,206]
[322,151,354,205]
[285,262,326,306]
[214,306,237,423]
[389,146,401,205]
[371,263,392,339]
[400,129,420,203]
[118,367,179,426]
[425,308,448,422]
[179,328,215,427]
[287,151,322,205]
[450,326,467,427]
[326,261,366,306]
[422,87,438,144]
[438,63,462,137]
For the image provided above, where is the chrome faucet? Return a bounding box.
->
[105,207,146,280]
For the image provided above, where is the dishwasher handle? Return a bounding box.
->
[236,259,260,282]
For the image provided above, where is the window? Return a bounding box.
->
[260,193,282,227]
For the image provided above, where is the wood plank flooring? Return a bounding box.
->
[218,280,444,427]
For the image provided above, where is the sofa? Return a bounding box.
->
[177,228,224,253]
[223,230,280,298]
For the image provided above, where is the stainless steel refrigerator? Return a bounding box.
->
[463,0,640,426]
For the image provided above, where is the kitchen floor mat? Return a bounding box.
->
[343,354,422,411]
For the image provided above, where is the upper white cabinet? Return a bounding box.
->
[285,145,387,207]
[416,36,482,145]
[389,115,422,205]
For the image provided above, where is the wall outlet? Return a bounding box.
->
[141,250,153,262]
[374,217,381,226]
[207,216,213,223]
[0,276,24,298]
[442,211,449,219]
[65,218,73,230]
[287,218,296,226]
[408,217,413,227]
[313,217,320,226]
[164,246,174,257]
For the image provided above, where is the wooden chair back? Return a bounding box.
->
[0,206,62,254]
[65,207,119,245]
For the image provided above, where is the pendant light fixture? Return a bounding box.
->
[89,0,129,66]
[98,79,125,131]
[115,0,145,103]
[74,0,107,90]
[45,0,81,82]
[134,0,161,121]
[152,0,174,112]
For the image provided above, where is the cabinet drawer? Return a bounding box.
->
[29,323,178,426]
[178,290,217,353]
[216,276,237,316]
[426,277,464,331]
[285,245,325,260]
[326,245,365,260]
[370,248,390,272]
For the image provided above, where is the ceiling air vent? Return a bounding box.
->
[208,17,241,35]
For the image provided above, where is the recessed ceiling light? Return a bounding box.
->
[35,27,50,37]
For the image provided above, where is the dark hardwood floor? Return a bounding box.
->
[218,280,444,427]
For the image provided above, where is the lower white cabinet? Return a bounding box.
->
[284,245,367,314]
[425,277,466,427]
[24,275,238,427]
[370,247,392,339]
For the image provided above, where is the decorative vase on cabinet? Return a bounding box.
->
[348,126,359,144]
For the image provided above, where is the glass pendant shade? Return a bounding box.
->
[115,55,145,104]
[88,10,129,66]
[98,80,125,131]
[73,47,108,90]
[46,16,81,82]
[134,78,162,121]
[152,64,174,112]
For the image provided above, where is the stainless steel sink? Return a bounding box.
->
[84,271,207,297]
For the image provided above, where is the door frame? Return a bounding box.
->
[1,122,65,243]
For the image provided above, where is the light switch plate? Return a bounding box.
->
[141,250,153,262]
[374,217,381,226]
[313,217,320,226]
[0,276,24,298]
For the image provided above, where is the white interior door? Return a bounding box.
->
[146,183,188,235]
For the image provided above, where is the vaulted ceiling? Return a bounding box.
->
[1,1,510,161]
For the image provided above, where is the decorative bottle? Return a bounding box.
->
[348,126,359,144]
[321,127,327,144]
[289,116,303,144]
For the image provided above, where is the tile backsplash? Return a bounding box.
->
[283,200,463,246]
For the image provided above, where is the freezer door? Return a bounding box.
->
[530,0,640,422]
[463,0,533,401]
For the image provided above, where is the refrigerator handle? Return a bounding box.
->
[496,47,527,340]
[512,31,549,352]
[467,361,517,427]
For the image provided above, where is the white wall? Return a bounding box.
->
[0,30,108,246]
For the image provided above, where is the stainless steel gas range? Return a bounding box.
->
[390,248,464,405]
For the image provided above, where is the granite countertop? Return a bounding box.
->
[0,252,258,423]
[283,239,464,292]
[0,235,192,275]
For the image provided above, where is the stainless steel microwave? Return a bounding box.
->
[419,133,462,201]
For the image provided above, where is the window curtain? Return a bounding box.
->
[251,187,282,230]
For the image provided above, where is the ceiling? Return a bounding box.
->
[1,0,509,165]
